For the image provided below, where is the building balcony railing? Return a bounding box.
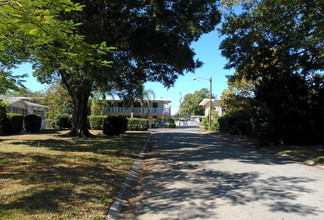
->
[103,107,170,115]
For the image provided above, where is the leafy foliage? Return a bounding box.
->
[220,72,255,119]
[180,88,213,118]
[88,115,107,130]
[219,0,324,144]
[33,82,73,119]
[3,113,23,134]
[55,113,72,129]
[24,114,42,132]
[103,116,127,136]
[127,118,149,131]
[2,0,221,137]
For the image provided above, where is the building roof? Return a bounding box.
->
[199,99,221,106]
[102,98,171,104]
[2,97,49,109]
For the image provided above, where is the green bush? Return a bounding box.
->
[201,115,219,131]
[24,114,42,132]
[218,113,253,135]
[127,118,149,131]
[0,106,5,135]
[103,116,127,136]
[89,115,107,130]
[218,113,239,133]
[4,113,23,134]
[55,113,72,129]
[234,120,252,135]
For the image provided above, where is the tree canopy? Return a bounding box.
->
[219,0,324,144]
[220,0,323,80]
[1,0,221,137]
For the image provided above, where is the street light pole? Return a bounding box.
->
[193,76,213,131]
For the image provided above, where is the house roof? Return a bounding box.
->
[199,99,221,106]
[2,97,49,109]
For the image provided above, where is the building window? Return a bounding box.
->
[153,116,158,119]
[153,103,158,108]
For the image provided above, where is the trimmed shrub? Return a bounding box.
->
[127,118,149,131]
[89,115,107,130]
[24,114,42,132]
[55,113,72,129]
[0,106,5,135]
[4,113,23,134]
[103,116,127,136]
[218,113,239,133]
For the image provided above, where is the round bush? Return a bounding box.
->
[103,116,127,136]
[4,113,23,134]
[24,114,42,132]
[55,113,72,129]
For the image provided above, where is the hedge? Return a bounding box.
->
[3,113,23,134]
[218,113,252,135]
[89,115,107,130]
[103,116,127,136]
[127,118,149,131]
[24,114,42,132]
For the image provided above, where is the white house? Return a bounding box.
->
[199,99,225,117]
[2,97,49,130]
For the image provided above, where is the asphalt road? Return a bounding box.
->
[134,127,324,220]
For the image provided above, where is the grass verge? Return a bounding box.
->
[0,129,150,219]
[262,145,324,165]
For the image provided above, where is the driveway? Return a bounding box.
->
[132,127,324,219]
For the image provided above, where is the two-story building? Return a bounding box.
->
[199,99,225,117]
[101,98,171,127]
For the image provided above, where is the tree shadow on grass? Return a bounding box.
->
[7,135,146,159]
[0,150,130,218]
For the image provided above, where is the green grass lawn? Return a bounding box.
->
[0,129,149,219]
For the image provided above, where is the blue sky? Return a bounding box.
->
[13,24,234,115]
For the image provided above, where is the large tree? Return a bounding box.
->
[220,72,255,119]
[3,0,221,137]
[219,0,324,143]
[180,88,212,118]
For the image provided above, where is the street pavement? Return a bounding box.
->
[132,127,324,219]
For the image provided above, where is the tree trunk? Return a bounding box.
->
[66,93,92,137]
[59,70,92,137]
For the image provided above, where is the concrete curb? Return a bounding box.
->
[105,133,152,220]
[208,134,324,170]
